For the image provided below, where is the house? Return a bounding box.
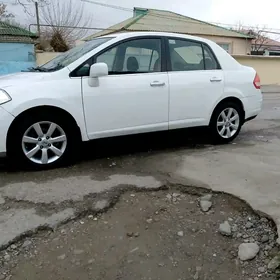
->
[0,21,38,75]
[252,37,280,56]
[236,28,280,56]
[84,7,253,55]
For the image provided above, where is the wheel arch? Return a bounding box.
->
[210,97,245,125]
[7,105,83,149]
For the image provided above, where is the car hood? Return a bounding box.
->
[0,72,50,89]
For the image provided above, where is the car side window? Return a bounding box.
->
[168,39,204,71]
[95,38,162,74]
[202,44,220,70]
[168,39,220,71]
[74,62,91,77]
[96,47,117,71]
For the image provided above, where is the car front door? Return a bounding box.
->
[81,37,169,139]
[167,38,224,129]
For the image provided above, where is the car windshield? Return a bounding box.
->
[33,37,113,72]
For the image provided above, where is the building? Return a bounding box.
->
[236,28,280,56]
[252,37,280,56]
[84,7,253,55]
[0,21,38,75]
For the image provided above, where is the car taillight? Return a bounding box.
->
[253,73,261,89]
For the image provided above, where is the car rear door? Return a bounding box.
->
[166,37,224,129]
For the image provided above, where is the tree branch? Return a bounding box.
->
[234,23,271,54]
[39,0,92,50]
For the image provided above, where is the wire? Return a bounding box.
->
[1,0,33,5]
[81,0,280,34]
[81,0,132,12]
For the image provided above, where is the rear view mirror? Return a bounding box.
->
[88,63,108,87]
[90,63,108,78]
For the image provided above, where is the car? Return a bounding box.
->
[0,32,262,169]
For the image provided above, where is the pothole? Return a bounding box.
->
[0,189,279,280]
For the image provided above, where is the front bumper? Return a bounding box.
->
[0,106,14,154]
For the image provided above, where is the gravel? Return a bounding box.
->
[268,254,280,271]
[245,222,254,229]
[146,219,153,224]
[238,243,260,261]
[73,249,84,255]
[22,240,32,249]
[57,254,66,260]
[3,255,10,261]
[258,267,266,273]
[200,200,212,212]
[219,221,232,236]
[261,235,269,243]
[177,231,184,237]
[0,190,279,280]
[200,194,212,201]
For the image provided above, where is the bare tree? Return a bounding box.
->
[0,3,14,20]
[40,0,91,49]
[14,0,92,51]
[16,0,47,16]
[0,2,25,27]
[248,27,272,52]
[234,23,271,53]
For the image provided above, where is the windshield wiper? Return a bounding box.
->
[23,63,64,73]
[23,66,48,72]
[47,63,64,72]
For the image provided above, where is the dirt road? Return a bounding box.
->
[1,93,280,279]
[1,191,279,280]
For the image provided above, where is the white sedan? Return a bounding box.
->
[0,32,262,169]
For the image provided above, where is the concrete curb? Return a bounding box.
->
[261,85,280,93]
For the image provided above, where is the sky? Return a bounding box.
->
[5,0,280,33]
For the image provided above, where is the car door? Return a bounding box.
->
[81,37,169,139]
[167,37,224,129]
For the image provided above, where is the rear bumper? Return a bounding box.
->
[242,93,263,120]
[244,115,257,123]
[0,106,14,154]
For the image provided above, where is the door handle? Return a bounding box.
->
[150,81,165,87]
[210,77,222,82]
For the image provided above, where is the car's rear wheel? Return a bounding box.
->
[8,111,79,169]
[210,101,243,144]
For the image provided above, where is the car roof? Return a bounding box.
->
[100,31,214,45]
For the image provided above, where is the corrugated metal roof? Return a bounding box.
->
[84,16,141,39]
[0,35,36,43]
[84,8,252,41]
[0,21,37,42]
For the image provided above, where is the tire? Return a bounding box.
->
[7,111,80,169]
[209,101,243,144]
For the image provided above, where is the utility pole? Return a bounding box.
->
[35,1,41,39]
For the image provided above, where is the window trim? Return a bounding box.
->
[70,35,167,77]
[164,36,221,72]
[70,56,93,78]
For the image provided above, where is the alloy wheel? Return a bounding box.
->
[21,121,67,165]
[217,108,240,139]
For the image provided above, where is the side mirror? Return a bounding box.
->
[88,63,108,87]
[90,62,108,78]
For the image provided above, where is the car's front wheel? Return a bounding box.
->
[210,101,243,144]
[8,111,79,169]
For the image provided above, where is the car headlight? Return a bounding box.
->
[0,89,12,105]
